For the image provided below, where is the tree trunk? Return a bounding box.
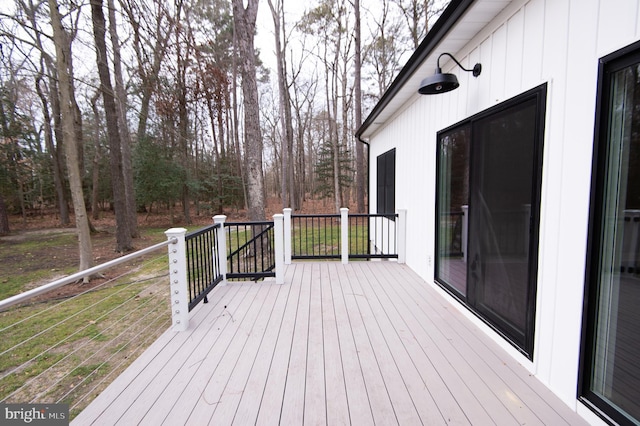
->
[340,18,349,207]
[0,95,12,235]
[174,2,192,225]
[331,33,342,212]
[267,0,296,211]
[108,0,138,238]
[231,26,248,211]
[206,95,224,214]
[47,0,93,276]
[36,73,70,224]
[232,0,265,221]
[0,195,9,235]
[355,0,365,213]
[90,91,102,220]
[49,70,73,225]
[90,0,133,252]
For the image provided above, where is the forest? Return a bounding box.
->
[0,0,446,261]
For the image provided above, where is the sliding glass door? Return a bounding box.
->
[582,43,640,426]
[436,85,546,357]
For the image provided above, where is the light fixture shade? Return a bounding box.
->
[418,72,459,94]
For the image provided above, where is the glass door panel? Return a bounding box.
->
[586,59,640,424]
[436,126,470,297]
[468,100,538,348]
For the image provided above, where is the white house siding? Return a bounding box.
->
[367,0,640,418]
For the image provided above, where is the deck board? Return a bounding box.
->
[340,263,399,425]
[279,261,312,425]
[305,262,327,425]
[327,262,374,425]
[320,263,350,425]
[230,265,293,426]
[72,262,589,426]
[253,263,303,426]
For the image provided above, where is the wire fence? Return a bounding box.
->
[0,251,171,420]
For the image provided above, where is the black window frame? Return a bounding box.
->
[376,148,396,217]
[579,39,640,426]
[434,84,547,359]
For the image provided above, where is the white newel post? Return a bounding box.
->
[213,215,228,286]
[274,214,285,284]
[340,208,349,264]
[398,209,407,264]
[283,208,292,264]
[165,228,189,332]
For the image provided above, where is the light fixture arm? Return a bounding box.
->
[437,52,482,77]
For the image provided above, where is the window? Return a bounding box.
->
[377,149,396,215]
[435,85,546,358]
[581,41,640,426]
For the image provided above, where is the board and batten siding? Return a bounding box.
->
[367,0,640,415]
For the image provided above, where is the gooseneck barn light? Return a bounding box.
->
[418,53,482,95]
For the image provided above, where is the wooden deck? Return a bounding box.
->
[72,262,587,425]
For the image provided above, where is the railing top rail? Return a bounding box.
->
[291,214,340,218]
[0,238,176,312]
[349,213,399,218]
[186,223,220,240]
[291,213,400,219]
[224,221,274,226]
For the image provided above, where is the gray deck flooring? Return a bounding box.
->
[72,262,588,425]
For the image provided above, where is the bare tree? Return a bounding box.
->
[0,196,9,235]
[15,0,71,225]
[90,90,102,221]
[108,0,138,238]
[354,0,365,212]
[90,0,133,252]
[47,0,93,275]
[35,71,70,225]
[232,0,265,221]
[267,0,296,211]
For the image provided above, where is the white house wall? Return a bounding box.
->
[367,0,640,415]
